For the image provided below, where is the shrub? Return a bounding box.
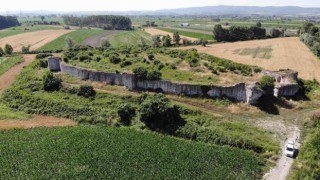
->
[109,55,121,64]
[77,85,96,98]
[117,104,136,125]
[182,38,192,46]
[21,45,31,54]
[0,47,4,57]
[147,54,155,60]
[147,70,162,80]
[259,76,275,92]
[120,60,132,67]
[101,39,111,48]
[36,53,53,59]
[42,71,62,91]
[4,44,13,55]
[65,36,75,48]
[38,59,48,68]
[133,67,148,80]
[139,94,182,133]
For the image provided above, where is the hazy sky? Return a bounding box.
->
[1,0,320,12]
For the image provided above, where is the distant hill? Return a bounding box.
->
[2,6,320,16]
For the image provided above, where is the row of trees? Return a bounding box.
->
[213,24,267,42]
[152,32,208,48]
[0,16,19,30]
[300,22,320,57]
[0,44,13,57]
[63,15,132,30]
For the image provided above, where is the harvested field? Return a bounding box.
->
[144,28,197,41]
[0,30,73,52]
[0,115,77,129]
[178,37,320,81]
[82,30,123,47]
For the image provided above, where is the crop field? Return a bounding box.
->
[0,126,265,179]
[0,56,23,75]
[105,30,153,47]
[0,25,60,39]
[0,30,73,52]
[179,37,320,81]
[157,27,214,40]
[144,28,198,41]
[37,30,104,51]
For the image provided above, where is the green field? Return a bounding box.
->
[0,126,265,179]
[0,56,23,76]
[37,30,104,51]
[18,17,65,25]
[106,30,153,47]
[156,27,214,40]
[0,25,59,39]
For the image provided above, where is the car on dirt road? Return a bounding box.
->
[285,141,295,158]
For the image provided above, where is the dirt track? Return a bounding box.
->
[178,37,320,81]
[0,55,35,93]
[145,28,198,41]
[0,30,73,52]
[82,30,123,47]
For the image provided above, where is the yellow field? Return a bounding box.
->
[179,37,320,81]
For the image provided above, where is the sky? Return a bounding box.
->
[1,0,320,12]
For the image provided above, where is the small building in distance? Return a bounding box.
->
[178,23,190,27]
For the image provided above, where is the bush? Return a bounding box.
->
[259,76,275,92]
[4,44,13,55]
[133,67,148,80]
[21,45,31,54]
[42,71,62,91]
[139,94,182,133]
[182,38,192,46]
[36,53,53,59]
[120,60,132,67]
[147,54,155,60]
[77,85,96,98]
[38,59,48,68]
[65,36,75,48]
[117,104,136,125]
[109,55,121,64]
[147,70,162,80]
[0,47,4,57]
[101,39,111,48]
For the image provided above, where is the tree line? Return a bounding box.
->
[63,15,132,30]
[299,22,320,57]
[0,16,20,30]
[213,24,267,42]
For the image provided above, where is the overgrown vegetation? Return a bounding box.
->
[0,126,265,179]
[299,22,320,58]
[0,56,23,76]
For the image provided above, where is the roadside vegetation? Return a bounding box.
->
[0,56,23,75]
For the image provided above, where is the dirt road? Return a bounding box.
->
[0,30,73,52]
[82,30,123,47]
[178,37,320,81]
[0,54,35,93]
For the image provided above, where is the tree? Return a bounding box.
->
[4,44,13,55]
[117,104,136,125]
[152,35,161,48]
[162,35,172,47]
[302,22,315,34]
[100,39,111,48]
[41,16,45,21]
[147,70,162,80]
[77,85,96,98]
[42,71,62,91]
[139,94,182,132]
[256,21,262,28]
[173,32,181,45]
[270,28,282,38]
[133,67,148,80]
[310,26,319,36]
[65,36,75,48]
[213,24,229,42]
[21,45,31,54]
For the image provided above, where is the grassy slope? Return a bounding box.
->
[0,102,30,120]
[37,30,104,51]
[0,25,59,39]
[157,27,214,40]
[106,31,153,47]
[0,126,264,179]
[0,56,23,76]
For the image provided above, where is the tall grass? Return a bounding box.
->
[0,56,23,75]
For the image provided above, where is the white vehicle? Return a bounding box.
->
[285,141,295,158]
